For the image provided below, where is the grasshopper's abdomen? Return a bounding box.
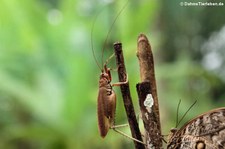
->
[97,76,116,138]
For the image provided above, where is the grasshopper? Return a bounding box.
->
[91,0,145,145]
[97,63,127,137]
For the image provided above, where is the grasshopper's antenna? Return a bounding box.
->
[176,100,197,128]
[101,0,130,68]
[91,9,104,71]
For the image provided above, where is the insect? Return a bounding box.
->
[91,2,129,138]
[91,1,145,145]
[97,64,116,137]
[167,107,225,149]
[97,63,128,137]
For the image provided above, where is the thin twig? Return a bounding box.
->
[114,42,145,149]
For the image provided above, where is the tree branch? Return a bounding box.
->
[113,42,145,149]
[136,34,162,148]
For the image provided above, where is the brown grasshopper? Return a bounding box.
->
[97,63,127,138]
[94,46,145,145]
[91,0,145,145]
[97,64,115,137]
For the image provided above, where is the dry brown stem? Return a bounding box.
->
[114,42,145,149]
[136,34,162,149]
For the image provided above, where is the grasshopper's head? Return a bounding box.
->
[100,64,112,81]
[99,68,111,88]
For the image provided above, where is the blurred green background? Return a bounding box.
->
[0,0,225,148]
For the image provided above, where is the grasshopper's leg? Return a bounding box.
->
[110,124,129,129]
[110,75,145,144]
[105,53,115,66]
[112,74,128,87]
[109,125,146,145]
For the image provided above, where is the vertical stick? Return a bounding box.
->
[113,43,145,149]
[136,34,162,148]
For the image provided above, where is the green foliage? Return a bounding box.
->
[0,0,225,148]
